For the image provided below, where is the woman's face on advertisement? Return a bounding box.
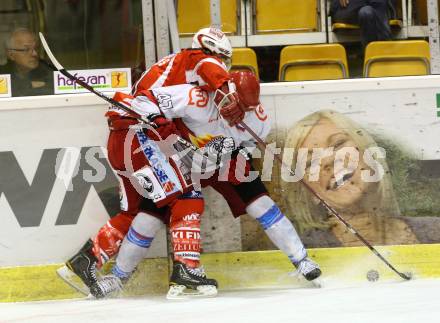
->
[301,117,378,209]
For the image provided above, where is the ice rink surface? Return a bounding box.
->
[1,278,439,323]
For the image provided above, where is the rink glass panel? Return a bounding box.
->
[0,0,435,92]
[0,0,144,97]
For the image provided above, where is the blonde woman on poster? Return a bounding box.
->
[282,109,420,247]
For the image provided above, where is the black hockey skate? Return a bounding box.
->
[57,239,100,295]
[294,257,322,281]
[90,274,125,299]
[167,261,218,299]
[89,264,133,299]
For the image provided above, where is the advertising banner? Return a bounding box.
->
[0,74,11,98]
[0,97,166,267]
[53,68,132,94]
[242,77,440,251]
[1,76,440,267]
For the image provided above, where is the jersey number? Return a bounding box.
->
[157,94,173,110]
[188,87,208,108]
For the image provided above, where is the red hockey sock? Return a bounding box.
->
[169,198,204,268]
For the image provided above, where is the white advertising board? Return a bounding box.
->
[53,68,132,94]
[0,94,165,267]
[0,74,11,98]
[260,75,440,160]
[1,75,440,266]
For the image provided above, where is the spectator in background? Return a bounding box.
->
[0,28,53,97]
[330,0,394,48]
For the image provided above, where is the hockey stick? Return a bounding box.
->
[238,120,412,281]
[38,32,198,155]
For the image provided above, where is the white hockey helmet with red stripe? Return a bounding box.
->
[192,27,232,67]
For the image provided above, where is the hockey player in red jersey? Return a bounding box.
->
[87,71,321,299]
[58,27,243,297]
[132,27,233,94]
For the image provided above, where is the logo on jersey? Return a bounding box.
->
[172,229,201,240]
[135,174,154,193]
[205,136,235,155]
[162,180,176,193]
[189,133,217,148]
[136,130,181,195]
[255,104,267,121]
[188,87,209,108]
[183,213,201,221]
[182,191,203,199]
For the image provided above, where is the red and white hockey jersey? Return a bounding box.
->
[132,49,230,95]
[129,84,271,149]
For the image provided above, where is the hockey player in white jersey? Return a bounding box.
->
[91,71,321,299]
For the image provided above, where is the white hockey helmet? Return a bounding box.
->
[192,27,232,68]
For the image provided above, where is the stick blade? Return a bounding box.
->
[400,271,414,281]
